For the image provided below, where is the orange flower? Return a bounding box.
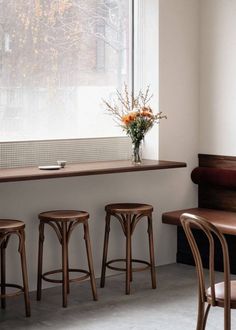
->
[122,112,137,125]
[121,115,129,124]
[140,107,153,118]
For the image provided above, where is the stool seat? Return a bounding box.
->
[38,210,89,222]
[0,219,25,231]
[105,203,153,214]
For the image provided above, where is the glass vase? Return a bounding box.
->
[132,141,142,165]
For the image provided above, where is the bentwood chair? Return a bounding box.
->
[180,213,236,330]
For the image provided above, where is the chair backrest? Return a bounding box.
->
[180,213,231,308]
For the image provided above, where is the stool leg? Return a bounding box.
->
[67,250,70,294]
[147,215,156,289]
[19,230,31,317]
[1,240,6,309]
[130,235,133,282]
[37,222,45,301]
[126,214,131,295]
[84,222,98,301]
[100,213,111,288]
[62,222,68,308]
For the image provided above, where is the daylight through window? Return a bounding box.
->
[0,0,132,141]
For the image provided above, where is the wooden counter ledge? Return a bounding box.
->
[0,159,187,183]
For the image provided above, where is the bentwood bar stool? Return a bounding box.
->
[36,210,98,308]
[100,203,156,294]
[0,219,31,317]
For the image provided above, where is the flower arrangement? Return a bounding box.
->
[103,85,166,164]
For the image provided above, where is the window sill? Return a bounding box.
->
[0,159,187,183]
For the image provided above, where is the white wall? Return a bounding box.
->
[0,0,200,292]
[200,0,236,155]
[159,0,200,164]
[159,0,199,206]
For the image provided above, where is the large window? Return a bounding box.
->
[0,0,132,141]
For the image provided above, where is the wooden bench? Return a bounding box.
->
[162,154,236,274]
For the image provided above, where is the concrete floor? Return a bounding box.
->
[0,263,236,330]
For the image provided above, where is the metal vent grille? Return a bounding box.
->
[0,137,131,169]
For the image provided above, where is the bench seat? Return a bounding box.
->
[162,208,236,235]
[163,207,236,273]
[162,154,236,273]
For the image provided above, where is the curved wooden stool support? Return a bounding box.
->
[0,220,31,317]
[37,210,97,308]
[100,203,156,294]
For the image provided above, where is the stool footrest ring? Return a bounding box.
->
[42,268,90,284]
[0,283,24,298]
[106,259,150,272]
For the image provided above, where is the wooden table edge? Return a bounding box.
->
[0,159,187,183]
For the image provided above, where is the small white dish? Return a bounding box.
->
[57,160,67,168]
[38,165,61,170]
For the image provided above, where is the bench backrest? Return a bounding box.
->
[192,154,236,212]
